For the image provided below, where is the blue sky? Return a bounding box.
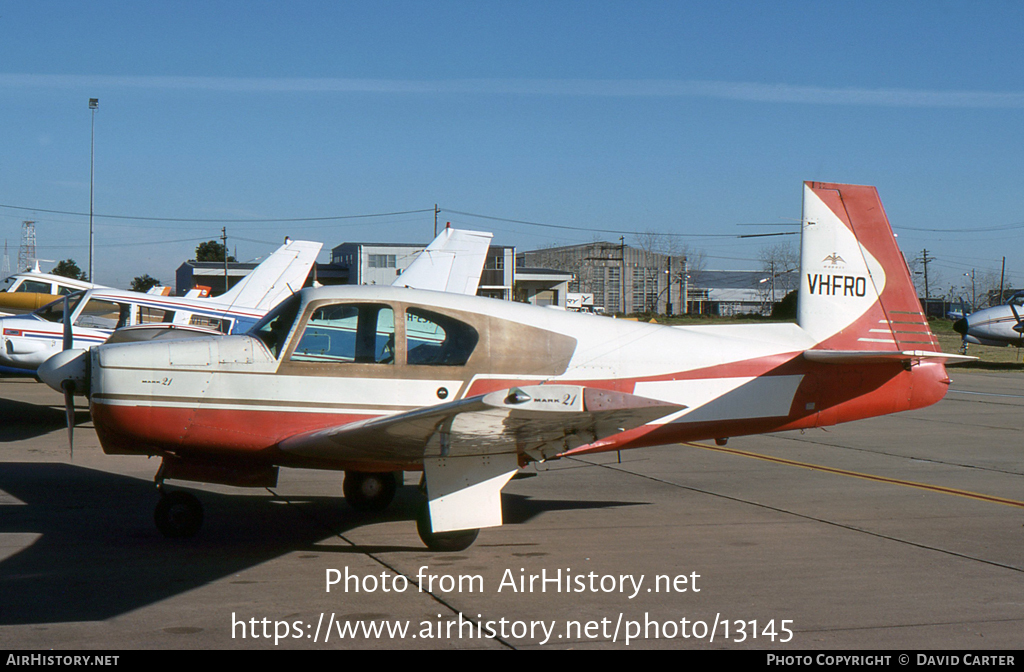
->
[2,1,1024,298]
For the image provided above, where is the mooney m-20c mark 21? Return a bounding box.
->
[40,183,970,551]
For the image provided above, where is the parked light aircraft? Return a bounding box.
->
[0,239,322,374]
[953,292,1024,349]
[0,265,100,316]
[1,227,494,376]
[39,183,971,551]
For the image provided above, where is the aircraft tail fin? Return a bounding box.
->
[798,182,940,352]
[393,228,493,295]
[216,239,323,311]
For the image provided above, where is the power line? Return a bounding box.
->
[0,202,435,223]
[436,206,741,238]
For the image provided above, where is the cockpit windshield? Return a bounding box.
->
[249,293,301,357]
[1009,292,1024,307]
[34,292,85,323]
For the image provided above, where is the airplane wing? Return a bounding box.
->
[216,239,323,311]
[392,228,493,295]
[279,384,683,463]
[279,385,682,533]
[803,350,976,365]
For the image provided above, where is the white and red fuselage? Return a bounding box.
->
[81,183,954,474]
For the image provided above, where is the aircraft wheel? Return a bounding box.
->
[343,471,397,512]
[416,503,479,552]
[154,491,204,539]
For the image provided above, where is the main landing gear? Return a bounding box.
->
[148,467,480,551]
[416,504,479,552]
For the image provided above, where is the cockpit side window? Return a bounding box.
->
[250,294,301,358]
[406,308,478,366]
[291,303,395,364]
[35,292,84,324]
[74,299,130,329]
[16,280,50,294]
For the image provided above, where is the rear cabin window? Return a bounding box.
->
[137,306,176,325]
[189,314,231,333]
[291,303,395,364]
[406,308,478,366]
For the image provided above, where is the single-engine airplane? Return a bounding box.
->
[953,292,1024,349]
[39,182,971,551]
[0,264,100,317]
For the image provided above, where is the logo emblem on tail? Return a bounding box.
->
[822,253,845,268]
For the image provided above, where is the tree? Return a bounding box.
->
[757,242,799,314]
[51,259,86,280]
[195,241,235,262]
[130,274,161,292]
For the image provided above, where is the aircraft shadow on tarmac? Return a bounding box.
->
[0,397,91,443]
[0,462,643,625]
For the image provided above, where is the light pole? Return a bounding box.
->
[88,98,98,282]
[964,270,976,310]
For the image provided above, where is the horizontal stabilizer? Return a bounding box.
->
[803,350,975,365]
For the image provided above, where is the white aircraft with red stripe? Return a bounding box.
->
[38,182,971,551]
[0,238,323,374]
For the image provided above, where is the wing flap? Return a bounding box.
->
[278,385,684,464]
[804,349,976,365]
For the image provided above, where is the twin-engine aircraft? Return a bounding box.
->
[953,292,1024,349]
[39,183,970,551]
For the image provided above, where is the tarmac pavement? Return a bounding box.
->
[0,371,1021,650]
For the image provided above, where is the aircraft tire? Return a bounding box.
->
[416,503,479,552]
[154,491,204,539]
[343,471,397,513]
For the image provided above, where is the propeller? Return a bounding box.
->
[40,295,86,458]
[62,295,73,351]
[1010,302,1024,335]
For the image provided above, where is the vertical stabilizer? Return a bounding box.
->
[393,228,493,295]
[798,182,939,352]
[215,239,323,311]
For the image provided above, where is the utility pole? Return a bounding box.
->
[665,256,672,316]
[434,204,439,237]
[999,256,1006,305]
[619,236,625,314]
[682,256,689,315]
[88,98,98,282]
[222,227,229,294]
[919,249,933,304]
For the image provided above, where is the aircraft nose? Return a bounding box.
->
[38,349,89,394]
[952,318,968,336]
